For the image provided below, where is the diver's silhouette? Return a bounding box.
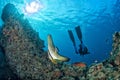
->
[68,26,89,55]
[75,26,89,55]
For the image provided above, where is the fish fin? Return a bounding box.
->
[56,47,59,52]
[51,59,58,64]
[55,47,59,52]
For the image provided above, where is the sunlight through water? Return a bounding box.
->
[23,0,43,15]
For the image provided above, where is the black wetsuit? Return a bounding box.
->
[78,43,88,55]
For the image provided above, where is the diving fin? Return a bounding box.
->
[68,30,76,46]
[68,30,78,54]
[75,26,83,43]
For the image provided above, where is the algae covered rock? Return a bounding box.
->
[0,3,46,79]
[106,32,120,66]
[86,32,120,80]
[1,3,19,22]
[112,32,120,66]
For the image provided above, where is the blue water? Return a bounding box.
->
[0,0,120,65]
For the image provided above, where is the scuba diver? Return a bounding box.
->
[75,26,89,55]
[68,26,89,55]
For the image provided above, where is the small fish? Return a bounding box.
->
[73,62,86,67]
[94,60,98,63]
[105,38,110,45]
[110,52,113,55]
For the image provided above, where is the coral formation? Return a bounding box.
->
[86,32,120,80]
[0,3,120,80]
[73,62,86,68]
[0,3,46,80]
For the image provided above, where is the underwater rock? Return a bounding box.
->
[107,32,120,66]
[0,65,21,80]
[0,46,6,68]
[0,3,46,80]
[86,32,120,80]
[1,3,19,22]
[112,32,120,66]
[114,53,120,66]
[86,63,107,80]
[0,46,19,79]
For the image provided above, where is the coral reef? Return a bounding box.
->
[0,3,120,80]
[0,3,46,80]
[86,32,120,80]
